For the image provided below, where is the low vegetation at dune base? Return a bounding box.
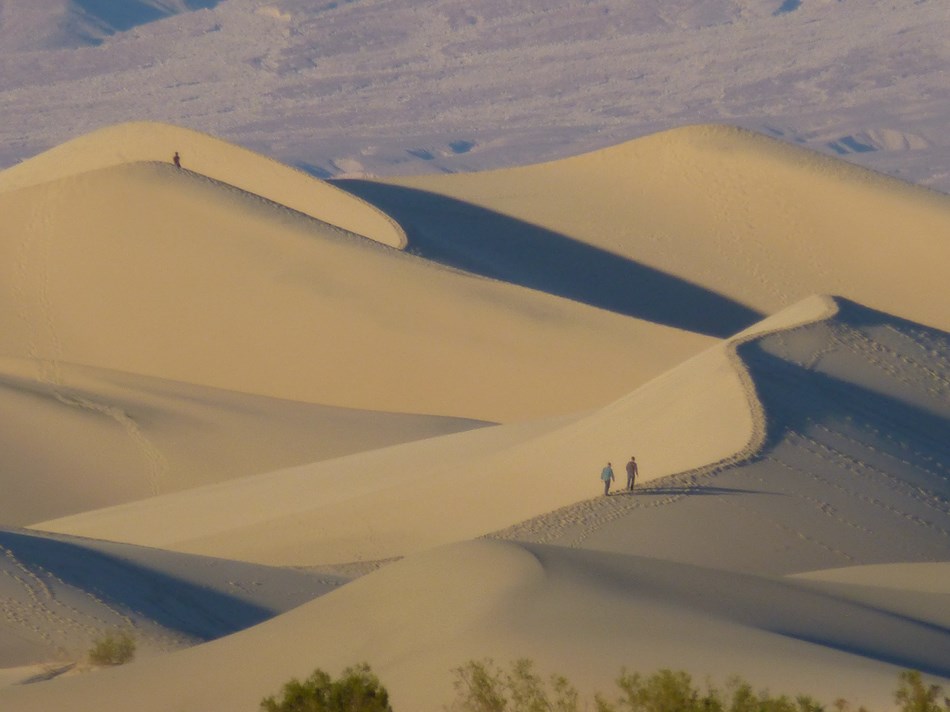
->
[262,662,950,712]
[448,663,950,712]
[87,631,136,666]
[260,663,392,712]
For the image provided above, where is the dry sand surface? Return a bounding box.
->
[0,357,490,525]
[0,527,347,670]
[0,122,947,711]
[0,121,407,249]
[343,124,950,332]
[0,127,709,423]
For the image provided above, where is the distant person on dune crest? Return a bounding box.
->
[173,151,181,168]
[601,462,614,496]
[626,456,638,491]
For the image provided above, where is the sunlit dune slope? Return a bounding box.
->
[0,121,405,248]
[32,296,784,564]
[20,294,949,710]
[37,297,949,571]
[0,155,711,423]
[2,540,946,712]
[0,357,489,526]
[344,124,950,331]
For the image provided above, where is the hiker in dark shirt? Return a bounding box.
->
[626,456,638,491]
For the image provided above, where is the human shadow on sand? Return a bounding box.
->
[334,181,763,338]
[611,485,771,497]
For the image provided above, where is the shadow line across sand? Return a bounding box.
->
[335,180,763,338]
[611,485,772,497]
[0,530,274,641]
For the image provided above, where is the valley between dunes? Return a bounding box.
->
[0,122,947,711]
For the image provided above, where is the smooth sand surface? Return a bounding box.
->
[1,540,947,711]
[343,124,950,332]
[0,143,709,423]
[0,121,407,249]
[31,292,780,564]
[0,356,489,525]
[1,123,947,711]
[0,528,346,673]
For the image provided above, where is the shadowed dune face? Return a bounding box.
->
[0,530,271,649]
[34,298,949,578]
[371,125,950,332]
[0,528,343,667]
[336,180,764,337]
[500,299,950,575]
[0,157,710,423]
[1,539,946,712]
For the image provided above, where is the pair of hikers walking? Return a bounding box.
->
[601,456,638,496]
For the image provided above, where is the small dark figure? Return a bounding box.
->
[173,151,181,168]
[600,462,615,496]
[626,456,638,491]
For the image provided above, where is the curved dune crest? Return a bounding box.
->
[34,296,844,567]
[0,158,709,422]
[364,123,950,331]
[36,293,945,575]
[0,121,406,248]
[501,296,950,575]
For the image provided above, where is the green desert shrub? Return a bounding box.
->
[449,658,579,712]
[894,671,950,712]
[87,630,136,666]
[449,661,828,712]
[265,660,946,712]
[261,662,392,712]
[595,668,824,712]
[448,661,950,712]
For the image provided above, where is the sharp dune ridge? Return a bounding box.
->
[0,135,708,422]
[0,122,947,711]
[0,121,406,249]
[353,123,950,332]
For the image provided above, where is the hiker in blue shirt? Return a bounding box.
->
[600,462,615,496]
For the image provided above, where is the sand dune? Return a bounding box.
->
[0,132,710,422]
[31,286,801,565]
[16,294,947,711]
[0,121,404,248]
[0,357,489,525]
[495,298,950,575]
[1,539,946,712]
[341,124,950,332]
[2,122,948,711]
[35,297,949,576]
[0,527,343,676]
